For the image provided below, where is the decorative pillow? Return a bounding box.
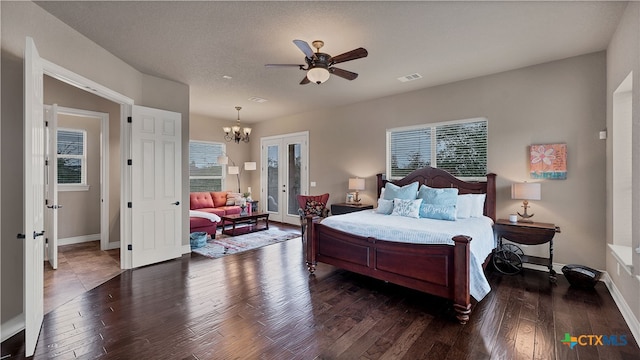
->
[417,185,458,221]
[469,193,486,218]
[456,194,473,219]
[226,192,242,206]
[391,198,422,218]
[304,199,326,216]
[383,181,419,201]
[376,198,394,215]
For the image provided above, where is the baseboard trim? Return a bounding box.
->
[58,233,101,246]
[1,313,24,343]
[601,272,640,347]
[182,244,192,255]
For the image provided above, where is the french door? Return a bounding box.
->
[261,132,308,225]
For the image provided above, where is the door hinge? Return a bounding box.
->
[127,159,132,166]
[45,159,49,166]
[45,121,48,127]
[128,244,133,251]
[45,199,49,205]
[127,116,132,123]
[127,202,132,208]
[17,233,26,239]
[45,237,48,244]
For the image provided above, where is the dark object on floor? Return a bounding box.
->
[562,264,602,288]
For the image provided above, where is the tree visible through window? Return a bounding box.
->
[189,141,225,192]
[387,118,488,179]
[57,129,86,184]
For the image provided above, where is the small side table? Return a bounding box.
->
[330,203,373,215]
[493,219,561,281]
[249,200,259,213]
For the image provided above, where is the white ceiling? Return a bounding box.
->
[36,1,627,123]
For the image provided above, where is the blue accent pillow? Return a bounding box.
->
[376,198,394,215]
[391,198,422,218]
[382,181,419,201]
[417,185,458,221]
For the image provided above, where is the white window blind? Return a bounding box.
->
[189,141,225,192]
[57,129,86,184]
[387,118,488,179]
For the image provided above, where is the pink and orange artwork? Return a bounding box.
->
[530,143,567,179]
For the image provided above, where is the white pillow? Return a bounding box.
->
[391,198,422,218]
[456,195,473,219]
[376,198,394,215]
[470,193,486,218]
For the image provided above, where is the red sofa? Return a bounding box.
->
[189,192,242,235]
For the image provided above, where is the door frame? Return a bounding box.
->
[41,59,135,268]
[260,131,309,225]
[44,105,112,252]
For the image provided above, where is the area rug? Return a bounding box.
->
[191,228,301,259]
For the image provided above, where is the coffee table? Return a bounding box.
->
[220,212,269,236]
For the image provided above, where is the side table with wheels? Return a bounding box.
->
[493,219,561,281]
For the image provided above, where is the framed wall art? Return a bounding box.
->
[530,143,567,180]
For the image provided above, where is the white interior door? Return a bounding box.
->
[131,105,182,268]
[261,132,308,225]
[44,104,59,269]
[23,36,45,357]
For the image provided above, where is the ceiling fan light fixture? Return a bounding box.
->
[307,67,330,84]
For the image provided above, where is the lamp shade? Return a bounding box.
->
[348,178,365,191]
[228,166,240,175]
[244,162,256,171]
[307,67,330,84]
[511,182,541,200]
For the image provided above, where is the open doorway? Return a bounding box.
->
[42,75,123,313]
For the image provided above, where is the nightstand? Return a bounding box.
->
[493,219,561,281]
[330,203,373,215]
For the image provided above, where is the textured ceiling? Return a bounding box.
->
[36,1,626,123]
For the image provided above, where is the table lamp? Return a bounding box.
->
[348,177,365,204]
[511,182,541,223]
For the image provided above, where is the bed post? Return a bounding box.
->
[305,216,317,273]
[485,173,497,221]
[452,235,472,324]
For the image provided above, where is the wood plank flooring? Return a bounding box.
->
[2,223,639,359]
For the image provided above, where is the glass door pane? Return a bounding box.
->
[287,143,302,216]
[267,144,279,213]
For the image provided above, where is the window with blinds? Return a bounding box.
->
[189,141,225,192]
[387,118,488,179]
[57,129,86,185]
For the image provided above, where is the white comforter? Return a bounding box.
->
[320,210,495,301]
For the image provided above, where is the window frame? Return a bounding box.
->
[189,140,226,192]
[57,127,89,192]
[386,117,488,181]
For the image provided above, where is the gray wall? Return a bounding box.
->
[1,1,189,332]
[606,2,640,329]
[250,52,607,270]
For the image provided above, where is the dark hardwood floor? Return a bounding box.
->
[2,222,638,359]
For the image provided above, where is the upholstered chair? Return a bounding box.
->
[297,193,330,240]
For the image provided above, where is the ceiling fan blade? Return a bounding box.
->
[300,76,311,85]
[293,39,315,59]
[331,47,368,64]
[265,64,304,68]
[330,67,358,81]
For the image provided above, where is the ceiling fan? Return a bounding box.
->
[265,39,368,85]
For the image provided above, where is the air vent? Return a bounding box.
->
[248,96,268,103]
[397,73,423,83]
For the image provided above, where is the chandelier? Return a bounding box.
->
[223,106,251,143]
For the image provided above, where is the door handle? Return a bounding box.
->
[171,201,180,206]
[47,205,63,209]
[33,230,45,239]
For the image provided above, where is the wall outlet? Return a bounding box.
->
[310,181,316,187]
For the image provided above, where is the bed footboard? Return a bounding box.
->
[305,217,472,324]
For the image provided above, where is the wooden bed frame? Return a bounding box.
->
[305,167,496,324]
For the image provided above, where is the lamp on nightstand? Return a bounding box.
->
[348,177,365,204]
[511,182,541,223]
